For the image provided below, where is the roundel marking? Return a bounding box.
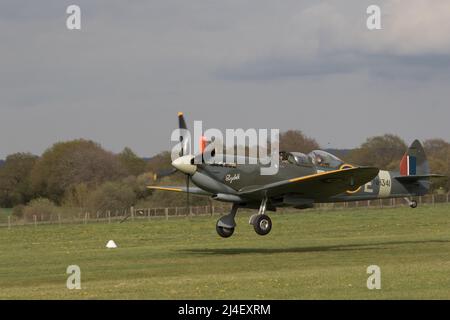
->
[340,164,361,194]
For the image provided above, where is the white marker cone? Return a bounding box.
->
[106,240,117,249]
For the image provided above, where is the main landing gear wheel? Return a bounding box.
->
[216,223,235,238]
[253,214,272,236]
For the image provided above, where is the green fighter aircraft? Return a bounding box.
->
[148,113,446,238]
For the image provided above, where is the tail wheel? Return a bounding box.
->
[216,223,235,238]
[410,200,418,208]
[253,215,272,236]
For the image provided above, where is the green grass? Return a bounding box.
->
[0,208,12,224]
[0,204,449,299]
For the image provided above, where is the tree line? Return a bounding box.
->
[0,133,449,220]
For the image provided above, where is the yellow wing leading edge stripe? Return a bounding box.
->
[147,186,183,192]
[288,166,363,194]
[288,167,353,183]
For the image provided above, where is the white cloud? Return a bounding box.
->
[216,0,450,79]
[379,0,450,55]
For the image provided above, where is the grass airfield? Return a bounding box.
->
[0,204,449,299]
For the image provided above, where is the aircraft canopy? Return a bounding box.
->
[307,150,344,169]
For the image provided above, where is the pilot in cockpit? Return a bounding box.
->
[315,154,324,166]
[309,150,341,168]
[279,151,289,164]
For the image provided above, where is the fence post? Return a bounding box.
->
[58,214,61,226]
[33,215,37,227]
[432,194,435,206]
[165,208,169,220]
[8,216,11,229]
[108,211,111,224]
[131,206,135,221]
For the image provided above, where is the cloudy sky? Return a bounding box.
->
[1,0,450,158]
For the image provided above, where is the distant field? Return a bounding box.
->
[0,204,449,299]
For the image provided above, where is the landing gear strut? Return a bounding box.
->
[404,197,418,208]
[216,204,238,238]
[249,196,272,236]
[216,197,273,238]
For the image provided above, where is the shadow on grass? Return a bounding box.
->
[180,239,450,255]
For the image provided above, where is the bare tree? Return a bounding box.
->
[278,130,320,153]
[345,134,407,170]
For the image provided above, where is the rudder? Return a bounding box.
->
[399,140,429,176]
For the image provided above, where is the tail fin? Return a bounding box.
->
[399,140,429,176]
[396,140,447,186]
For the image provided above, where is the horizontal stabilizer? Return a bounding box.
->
[395,174,447,183]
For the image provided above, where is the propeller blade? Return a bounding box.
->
[178,112,189,157]
[178,112,187,130]
[154,167,177,180]
[186,174,190,215]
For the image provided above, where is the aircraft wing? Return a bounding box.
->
[238,167,379,200]
[147,186,212,196]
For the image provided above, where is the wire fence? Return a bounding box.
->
[1,193,449,229]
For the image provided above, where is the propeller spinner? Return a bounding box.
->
[171,155,197,175]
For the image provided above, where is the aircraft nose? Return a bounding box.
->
[172,155,197,175]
